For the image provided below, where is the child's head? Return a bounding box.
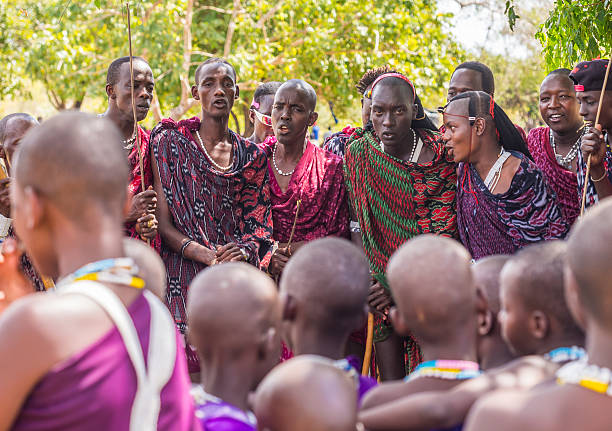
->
[254,355,357,431]
[279,237,370,354]
[472,255,516,367]
[387,235,475,345]
[566,198,612,334]
[499,241,584,356]
[187,262,280,387]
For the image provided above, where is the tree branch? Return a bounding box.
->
[223,0,242,58]
[256,0,285,28]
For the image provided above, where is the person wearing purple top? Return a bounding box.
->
[187,262,281,431]
[279,237,377,403]
[0,112,196,430]
[441,91,568,260]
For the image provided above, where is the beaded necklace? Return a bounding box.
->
[405,359,481,382]
[56,257,145,290]
[556,359,612,396]
[545,346,586,363]
[195,130,234,172]
[549,126,585,170]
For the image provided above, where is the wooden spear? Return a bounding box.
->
[580,57,611,216]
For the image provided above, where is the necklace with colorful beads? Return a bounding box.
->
[405,360,481,382]
[56,257,145,290]
[545,346,586,363]
[556,358,612,396]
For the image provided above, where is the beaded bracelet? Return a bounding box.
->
[180,239,194,258]
[591,170,608,183]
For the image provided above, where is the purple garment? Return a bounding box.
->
[192,386,256,431]
[457,152,569,260]
[11,294,198,431]
[343,356,377,403]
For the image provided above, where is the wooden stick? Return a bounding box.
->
[362,312,374,376]
[126,2,145,195]
[580,56,611,216]
[286,199,302,252]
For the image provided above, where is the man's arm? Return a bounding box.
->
[582,125,612,201]
[150,141,216,265]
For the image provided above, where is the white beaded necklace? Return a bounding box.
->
[483,147,511,192]
[380,128,421,162]
[195,130,234,172]
[549,126,585,169]
[123,133,137,151]
[272,138,306,177]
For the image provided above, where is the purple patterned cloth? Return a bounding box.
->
[11,294,198,431]
[322,125,356,158]
[457,151,569,260]
[192,386,256,431]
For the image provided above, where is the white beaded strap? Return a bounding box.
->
[59,281,176,431]
[483,150,511,190]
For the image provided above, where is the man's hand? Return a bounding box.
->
[368,281,393,317]
[126,186,157,223]
[134,213,158,240]
[268,246,289,276]
[0,178,11,218]
[215,243,246,263]
[0,238,34,314]
[581,125,607,168]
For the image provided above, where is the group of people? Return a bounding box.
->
[0,52,609,431]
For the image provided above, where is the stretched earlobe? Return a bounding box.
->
[191,85,199,100]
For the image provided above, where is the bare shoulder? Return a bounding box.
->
[486,355,557,390]
[463,389,543,431]
[360,380,407,409]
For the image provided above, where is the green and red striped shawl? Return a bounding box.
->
[344,127,458,282]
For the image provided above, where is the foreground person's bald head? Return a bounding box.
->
[473,255,510,314]
[187,262,280,368]
[387,235,475,342]
[279,237,370,346]
[13,111,128,224]
[254,355,358,431]
[567,198,612,330]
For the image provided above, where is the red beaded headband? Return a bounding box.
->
[367,73,416,100]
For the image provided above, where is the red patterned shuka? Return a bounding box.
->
[344,127,457,372]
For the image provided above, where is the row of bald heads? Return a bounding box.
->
[10,108,612,431]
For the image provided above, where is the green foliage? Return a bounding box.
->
[504,0,520,31]
[534,0,611,68]
[0,0,463,127]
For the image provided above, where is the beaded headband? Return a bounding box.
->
[368,73,416,100]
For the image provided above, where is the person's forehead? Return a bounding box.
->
[119,60,153,80]
[275,85,308,105]
[371,82,412,106]
[449,68,483,90]
[444,98,468,115]
[258,94,276,112]
[576,90,601,100]
[540,75,573,94]
[198,63,235,83]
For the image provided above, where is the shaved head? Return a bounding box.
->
[123,238,166,301]
[0,113,37,143]
[254,355,357,431]
[387,235,474,343]
[13,111,128,223]
[187,262,279,358]
[473,255,510,314]
[278,79,317,111]
[280,237,370,336]
[501,241,581,336]
[567,198,612,329]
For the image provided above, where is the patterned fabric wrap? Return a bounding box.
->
[527,127,580,225]
[457,151,570,260]
[150,117,274,340]
[124,126,161,252]
[259,136,350,242]
[344,127,457,368]
[576,132,612,209]
[323,125,356,158]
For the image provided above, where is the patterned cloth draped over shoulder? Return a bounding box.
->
[259,136,350,243]
[343,127,457,370]
[322,125,357,158]
[150,117,274,371]
[124,126,162,252]
[527,127,579,225]
[457,152,570,261]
